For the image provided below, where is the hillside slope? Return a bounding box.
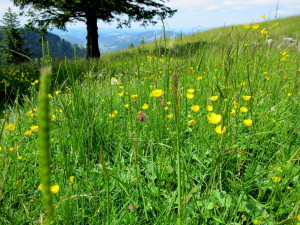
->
[108,15,300,58]
[0,27,86,59]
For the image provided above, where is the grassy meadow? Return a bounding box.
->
[0,16,300,224]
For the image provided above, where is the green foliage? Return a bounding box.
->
[0,8,31,64]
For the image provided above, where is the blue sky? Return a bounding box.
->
[0,0,299,31]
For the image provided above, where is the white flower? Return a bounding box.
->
[111,78,118,85]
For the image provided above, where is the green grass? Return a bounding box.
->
[0,15,300,224]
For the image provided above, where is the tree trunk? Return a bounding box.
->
[86,15,100,58]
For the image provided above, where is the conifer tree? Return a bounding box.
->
[0,8,30,64]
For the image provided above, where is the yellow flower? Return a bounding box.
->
[243,24,250,29]
[9,147,14,151]
[242,95,252,101]
[210,96,218,101]
[167,101,171,105]
[54,91,61,95]
[230,109,236,114]
[243,119,253,126]
[108,113,115,118]
[30,125,39,131]
[24,131,32,136]
[215,125,226,134]
[260,14,266,19]
[188,119,196,127]
[18,156,22,160]
[287,93,292,97]
[124,104,130,108]
[142,103,149,110]
[69,176,75,184]
[150,89,164,97]
[207,113,222,124]
[48,94,53,98]
[261,28,268,34]
[252,24,259,29]
[118,92,124,97]
[113,110,118,114]
[197,76,203,80]
[186,94,194,99]
[206,105,213,111]
[167,113,174,118]
[296,214,300,221]
[131,94,138,98]
[50,185,60,194]
[233,101,240,108]
[240,107,248,113]
[187,88,195,93]
[164,107,168,110]
[271,176,282,183]
[51,115,56,121]
[6,124,15,131]
[191,105,200,112]
[38,184,59,193]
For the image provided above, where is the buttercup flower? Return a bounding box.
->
[30,125,39,131]
[188,119,196,127]
[150,89,164,97]
[191,105,200,112]
[186,94,194,99]
[240,107,248,113]
[243,119,253,126]
[167,113,174,118]
[142,103,149,110]
[271,177,282,183]
[215,125,226,134]
[261,28,268,34]
[210,96,218,101]
[242,95,252,101]
[6,124,15,131]
[50,185,60,193]
[207,113,222,124]
[206,105,213,111]
[24,131,32,136]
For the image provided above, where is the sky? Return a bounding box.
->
[0,0,300,31]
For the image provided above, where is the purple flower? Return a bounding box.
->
[138,112,146,122]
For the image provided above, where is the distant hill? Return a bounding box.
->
[106,15,300,57]
[52,27,195,53]
[0,27,86,59]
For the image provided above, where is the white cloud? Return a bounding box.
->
[203,5,222,11]
[276,9,298,16]
[166,0,212,8]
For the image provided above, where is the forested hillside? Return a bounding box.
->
[0,27,86,59]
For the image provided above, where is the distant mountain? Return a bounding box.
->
[52,27,194,53]
[0,27,86,59]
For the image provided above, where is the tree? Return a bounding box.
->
[139,37,146,45]
[0,7,31,64]
[12,0,177,58]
